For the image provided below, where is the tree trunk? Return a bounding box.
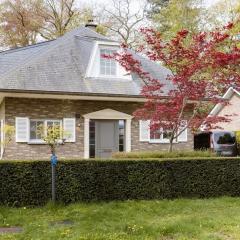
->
[51,144,55,155]
[168,137,174,152]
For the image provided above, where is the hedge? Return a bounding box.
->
[1,158,240,206]
[112,150,217,159]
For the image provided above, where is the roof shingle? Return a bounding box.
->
[0,27,173,97]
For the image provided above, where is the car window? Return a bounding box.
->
[214,132,235,144]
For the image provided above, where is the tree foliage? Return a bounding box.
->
[0,124,15,158]
[113,22,240,151]
[0,0,96,47]
[148,0,205,40]
[36,0,80,40]
[37,124,69,155]
[147,0,169,15]
[0,0,44,47]
[207,0,240,35]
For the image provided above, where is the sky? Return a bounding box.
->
[204,0,220,6]
[81,0,221,8]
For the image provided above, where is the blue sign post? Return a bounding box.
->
[51,154,58,203]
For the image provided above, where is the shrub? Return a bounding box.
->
[112,150,217,159]
[235,131,240,154]
[0,158,240,206]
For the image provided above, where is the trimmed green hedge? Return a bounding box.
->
[112,150,217,159]
[1,158,240,206]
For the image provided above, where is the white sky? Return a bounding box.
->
[204,0,220,6]
[80,0,221,8]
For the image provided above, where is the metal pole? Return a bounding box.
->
[51,164,56,202]
[51,153,58,203]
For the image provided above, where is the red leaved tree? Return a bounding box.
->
[113,22,240,152]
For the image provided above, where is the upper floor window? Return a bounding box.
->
[100,49,116,76]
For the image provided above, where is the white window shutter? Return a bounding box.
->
[16,117,29,142]
[139,120,150,142]
[63,118,76,142]
[1,120,4,158]
[178,121,188,142]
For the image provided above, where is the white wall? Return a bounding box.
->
[214,93,240,131]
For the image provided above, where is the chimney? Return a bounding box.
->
[85,19,98,31]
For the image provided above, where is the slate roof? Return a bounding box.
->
[0,27,173,97]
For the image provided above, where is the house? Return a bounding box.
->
[209,87,240,131]
[0,24,193,159]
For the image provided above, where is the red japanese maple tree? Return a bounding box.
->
[113,22,240,151]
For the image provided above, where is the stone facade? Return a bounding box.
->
[1,97,193,159]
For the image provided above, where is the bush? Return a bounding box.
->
[112,150,217,159]
[235,131,240,154]
[0,158,240,206]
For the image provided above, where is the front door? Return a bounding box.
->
[95,120,119,158]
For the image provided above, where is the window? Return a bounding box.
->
[29,119,62,142]
[119,120,125,152]
[214,132,235,145]
[100,49,116,76]
[46,120,61,139]
[30,120,44,141]
[139,120,187,143]
[150,128,173,143]
[89,120,96,158]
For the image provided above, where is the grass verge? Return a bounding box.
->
[1,197,240,239]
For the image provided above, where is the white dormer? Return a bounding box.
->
[85,41,132,80]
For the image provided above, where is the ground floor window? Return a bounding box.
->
[30,120,44,140]
[89,120,96,158]
[150,128,173,143]
[119,120,125,152]
[29,119,62,142]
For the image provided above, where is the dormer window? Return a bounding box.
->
[86,41,131,80]
[100,49,116,76]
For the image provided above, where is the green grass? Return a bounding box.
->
[1,198,240,239]
[112,150,217,159]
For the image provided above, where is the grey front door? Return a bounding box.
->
[95,120,119,158]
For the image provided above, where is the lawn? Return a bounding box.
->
[1,197,240,240]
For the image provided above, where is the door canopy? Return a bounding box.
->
[83,108,133,120]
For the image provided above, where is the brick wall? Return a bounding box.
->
[2,97,193,159]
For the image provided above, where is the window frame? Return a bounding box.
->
[99,48,118,77]
[28,119,62,144]
[149,128,174,144]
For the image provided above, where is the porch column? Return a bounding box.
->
[126,119,132,152]
[84,118,90,159]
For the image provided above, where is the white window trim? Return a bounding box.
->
[140,120,187,144]
[149,127,177,144]
[149,136,177,144]
[28,119,62,144]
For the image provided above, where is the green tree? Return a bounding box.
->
[1,124,15,158]
[207,0,240,34]
[147,0,169,15]
[148,0,204,40]
[37,123,69,155]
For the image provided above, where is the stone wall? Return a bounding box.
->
[2,97,193,159]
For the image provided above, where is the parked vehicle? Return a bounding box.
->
[194,131,237,156]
